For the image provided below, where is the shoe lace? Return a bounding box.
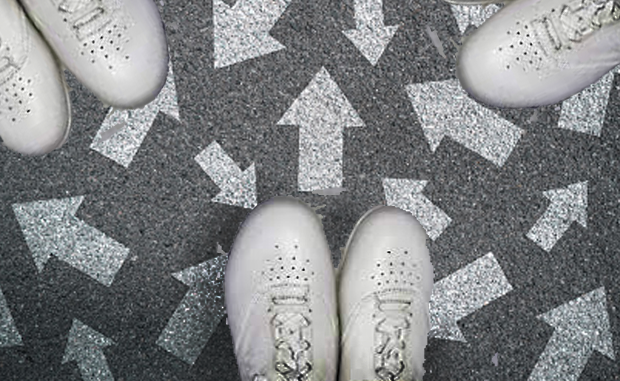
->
[269,293,313,381]
[56,0,113,40]
[374,296,412,381]
[535,0,620,51]
[0,37,19,86]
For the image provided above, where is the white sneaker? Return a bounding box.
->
[337,206,434,381]
[19,0,169,109]
[457,0,620,108]
[225,196,339,381]
[0,0,70,156]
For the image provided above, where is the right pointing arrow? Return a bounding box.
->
[429,253,513,342]
[406,79,523,167]
[195,141,257,209]
[528,287,615,381]
[62,319,114,381]
[382,178,451,241]
[526,181,588,252]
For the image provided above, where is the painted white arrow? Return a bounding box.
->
[383,178,451,241]
[528,287,615,381]
[450,4,502,34]
[406,79,523,167]
[0,286,22,347]
[429,253,513,342]
[195,141,257,209]
[156,253,228,365]
[526,181,588,252]
[343,0,399,66]
[63,319,114,381]
[213,0,292,68]
[90,62,180,168]
[558,67,620,136]
[12,196,129,287]
[277,67,365,191]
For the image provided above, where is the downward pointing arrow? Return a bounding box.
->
[12,196,129,287]
[62,320,114,381]
[526,181,588,252]
[528,287,615,381]
[278,67,365,191]
[383,178,452,241]
[195,141,257,209]
[429,253,513,342]
[406,79,523,167]
[213,0,292,68]
[90,62,180,168]
[0,286,22,347]
[156,253,228,365]
[343,0,399,65]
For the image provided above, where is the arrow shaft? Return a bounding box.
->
[528,331,592,381]
[76,350,114,381]
[526,206,573,252]
[197,143,244,188]
[352,0,385,28]
[298,127,343,191]
[405,195,451,241]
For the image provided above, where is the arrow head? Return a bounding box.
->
[543,181,588,227]
[211,163,257,209]
[63,319,113,364]
[538,287,614,360]
[277,67,365,129]
[172,254,229,288]
[343,24,399,66]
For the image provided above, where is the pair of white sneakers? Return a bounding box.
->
[0,0,168,156]
[225,197,435,381]
[451,0,620,108]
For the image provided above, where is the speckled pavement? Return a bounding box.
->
[1,0,620,380]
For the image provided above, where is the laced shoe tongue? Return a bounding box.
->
[270,284,309,304]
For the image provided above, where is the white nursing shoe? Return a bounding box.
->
[20,0,169,109]
[0,0,70,156]
[337,206,434,381]
[225,196,339,381]
[457,0,620,108]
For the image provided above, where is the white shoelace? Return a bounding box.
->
[374,297,412,381]
[56,0,113,40]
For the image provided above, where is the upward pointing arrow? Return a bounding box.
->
[0,286,22,347]
[90,62,180,168]
[12,196,129,287]
[213,0,292,68]
[406,79,523,167]
[277,67,365,191]
[343,0,399,65]
[62,319,114,381]
[526,181,588,252]
[528,287,615,381]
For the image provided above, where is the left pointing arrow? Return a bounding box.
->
[62,319,114,381]
[12,196,129,287]
[0,286,22,347]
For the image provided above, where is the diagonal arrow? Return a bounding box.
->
[526,181,588,252]
[62,319,114,381]
[90,62,180,168]
[12,196,129,287]
[195,141,257,209]
[450,4,502,34]
[342,0,399,66]
[558,67,619,136]
[277,67,365,191]
[213,0,292,68]
[528,287,615,381]
[382,178,452,241]
[429,253,513,342]
[0,286,22,347]
[406,79,523,167]
[156,253,228,365]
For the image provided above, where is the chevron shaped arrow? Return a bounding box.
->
[213,0,292,68]
[450,4,501,34]
[156,253,228,365]
[90,62,180,168]
[0,286,22,347]
[406,79,523,167]
[12,196,129,287]
[195,141,257,209]
[429,252,513,342]
[278,67,365,191]
[526,181,588,252]
[528,287,615,381]
[63,319,114,381]
[382,178,452,241]
[343,0,399,66]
